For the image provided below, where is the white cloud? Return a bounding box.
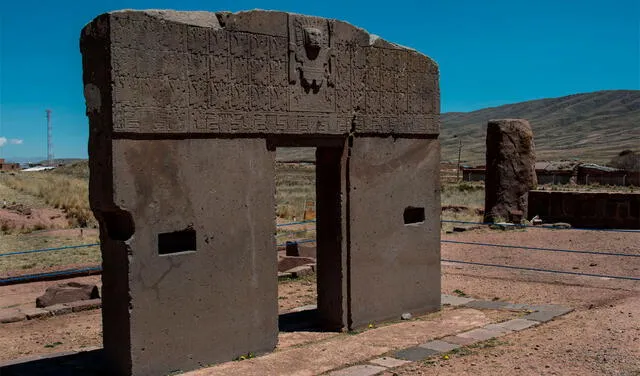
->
[0,137,23,147]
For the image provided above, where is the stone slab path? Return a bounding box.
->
[0,294,572,376]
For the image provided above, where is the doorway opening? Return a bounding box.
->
[274,144,347,332]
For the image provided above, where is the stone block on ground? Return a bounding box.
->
[36,282,100,308]
[369,356,411,368]
[44,303,73,316]
[287,265,314,278]
[278,256,316,273]
[23,307,51,320]
[66,298,102,312]
[0,309,26,323]
[297,244,316,258]
[327,364,387,376]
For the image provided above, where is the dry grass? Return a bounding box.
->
[275,163,315,220]
[0,172,96,228]
[0,231,100,275]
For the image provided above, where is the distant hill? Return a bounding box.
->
[441,90,640,165]
[278,90,640,165]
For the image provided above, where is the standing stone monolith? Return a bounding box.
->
[484,119,537,223]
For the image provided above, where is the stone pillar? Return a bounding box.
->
[484,119,537,223]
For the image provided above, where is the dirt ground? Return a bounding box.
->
[0,227,638,375]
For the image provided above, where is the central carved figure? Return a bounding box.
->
[289,17,334,95]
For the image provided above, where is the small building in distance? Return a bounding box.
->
[577,163,639,186]
[535,161,579,185]
[0,159,20,171]
[460,164,487,182]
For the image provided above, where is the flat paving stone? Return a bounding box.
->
[482,323,514,334]
[440,335,478,346]
[496,318,539,331]
[419,339,460,353]
[522,309,566,323]
[464,300,510,310]
[327,364,387,376]
[457,328,504,341]
[441,294,475,306]
[369,356,411,368]
[502,303,528,311]
[393,346,440,361]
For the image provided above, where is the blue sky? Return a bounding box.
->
[0,0,638,159]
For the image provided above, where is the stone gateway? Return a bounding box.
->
[81,9,441,376]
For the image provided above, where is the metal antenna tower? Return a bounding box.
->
[46,109,53,166]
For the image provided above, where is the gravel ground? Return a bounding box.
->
[414,226,640,376]
[1,226,638,375]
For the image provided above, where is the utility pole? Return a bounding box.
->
[456,138,462,181]
[46,109,53,166]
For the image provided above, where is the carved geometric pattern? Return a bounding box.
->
[109,14,438,134]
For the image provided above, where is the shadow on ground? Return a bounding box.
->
[1,308,327,375]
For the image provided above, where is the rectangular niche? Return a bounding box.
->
[158,228,197,255]
[403,206,425,225]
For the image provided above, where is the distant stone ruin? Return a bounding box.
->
[82,10,441,376]
[484,119,537,223]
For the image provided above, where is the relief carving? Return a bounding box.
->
[288,15,335,112]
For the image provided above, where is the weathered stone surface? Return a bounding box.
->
[81,10,439,137]
[348,137,441,328]
[278,256,315,272]
[419,339,460,353]
[522,310,566,323]
[529,191,640,229]
[36,282,100,308]
[66,298,102,312]
[287,265,314,278]
[0,309,26,323]
[23,307,51,320]
[441,294,475,306]
[369,356,411,368]
[394,346,439,361]
[81,9,440,376]
[44,303,73,316]
[484,119,537,223]
[297,244,317,258]
[464,299,509,310]
[494,318,539,331]
[440,335,478,346]
[327,364,388,376]
[457,327,505,341]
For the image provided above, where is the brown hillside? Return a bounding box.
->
[441,90,640,165]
